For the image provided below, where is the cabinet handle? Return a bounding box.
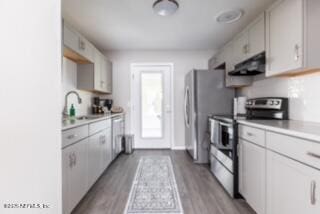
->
[237,142,240,157]
[307,152,320,159]
[246,132,254,137]
[246,44,250,54]
[294,44,299,61]
[73,153,77,166]
[79,39,86,50]
[242,45,247,54]
[310,180,316,205]
[69,153,73,168]
[67,134,77,140]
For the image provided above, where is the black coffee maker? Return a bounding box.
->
[92,97,104,114]
[104,99,113,111]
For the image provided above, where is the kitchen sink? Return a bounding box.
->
[76,115,102,120]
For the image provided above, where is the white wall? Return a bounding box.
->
[104,50,214,148]
[239,71,320,122]
[0,1,62,213]
[62,57,95,116]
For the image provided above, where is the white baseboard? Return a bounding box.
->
[171,146,186,150]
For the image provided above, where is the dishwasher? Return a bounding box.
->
[112,115,125,160]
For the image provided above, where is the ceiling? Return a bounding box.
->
[62,0,275,51]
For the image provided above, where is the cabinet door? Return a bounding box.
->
[63,24,79,53]
[233,33,249,65]
[77,38,94,62]
[101,128,112,170]
[100,55,108,93]
[238,139,245,196]
[225,43,252,88]
[106,59,112,93]
[248,14,265,59]
[93,50,102,92]
[62,138,88,214]
[266,0,303,76]
[239,139,266,214]
[88,133,101,187]
[267,150,320,214]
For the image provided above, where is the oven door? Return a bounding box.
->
[218,121,234,151]
[211,121,234,161]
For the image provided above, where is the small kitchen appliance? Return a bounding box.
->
[209,97,289,198]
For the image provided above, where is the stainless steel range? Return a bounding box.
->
[209,97,289,198]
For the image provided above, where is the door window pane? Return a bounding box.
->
[141,72,163,138]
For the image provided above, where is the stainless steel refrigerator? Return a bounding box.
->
[184,69,235,163]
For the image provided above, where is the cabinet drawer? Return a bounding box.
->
[89,120,108,135]
[239,125,265,147]
[266,132,320,170]
[62,125,88,148]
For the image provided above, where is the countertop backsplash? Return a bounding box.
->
[238,71,320,123]
[62,57,96,116]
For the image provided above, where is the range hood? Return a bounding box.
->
[228,52,266,76]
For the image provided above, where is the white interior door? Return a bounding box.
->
[131,64,172,149]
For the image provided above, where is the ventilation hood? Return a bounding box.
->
[228,52,265,76]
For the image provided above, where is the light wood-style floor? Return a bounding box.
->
[72,150,255,214]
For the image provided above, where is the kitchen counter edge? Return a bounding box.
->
[62,113,125,131]
[237,119,320,143]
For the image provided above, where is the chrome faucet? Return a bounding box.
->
[63,91,82,117]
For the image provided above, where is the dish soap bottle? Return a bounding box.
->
[69,104,76,118]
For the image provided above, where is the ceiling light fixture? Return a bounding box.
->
[153,0,179,16]
[216,10,244,24]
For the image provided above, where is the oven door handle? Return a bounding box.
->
[219,122,233,127]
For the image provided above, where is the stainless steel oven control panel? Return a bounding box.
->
[246,98,283,110]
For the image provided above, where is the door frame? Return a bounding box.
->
[130,63,174,149]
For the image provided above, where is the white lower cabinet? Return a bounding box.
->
[62,118,114,214]
[238,139,266,214]
[88,128,113,188]
[266,150,320,214]
[101,128,112,171]
[62,138,88,214]
[88,132,102,187]
[239,124,320,214]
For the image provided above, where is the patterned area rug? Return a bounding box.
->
[124,156,184,214]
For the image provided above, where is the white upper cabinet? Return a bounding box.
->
[63,20,112,94]
[266,0,320,76]
[77,48,113,94]
[233,14,265,65]
[247,15,265,59]
[266,0,303,76]
[267,150,320,214]
[233,32,249,65]
[100,55,113,94]
[225,43,252,88]
[63,22,94,63]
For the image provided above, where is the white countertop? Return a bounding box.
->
[62,113,124,131]
[237,119,320,142]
